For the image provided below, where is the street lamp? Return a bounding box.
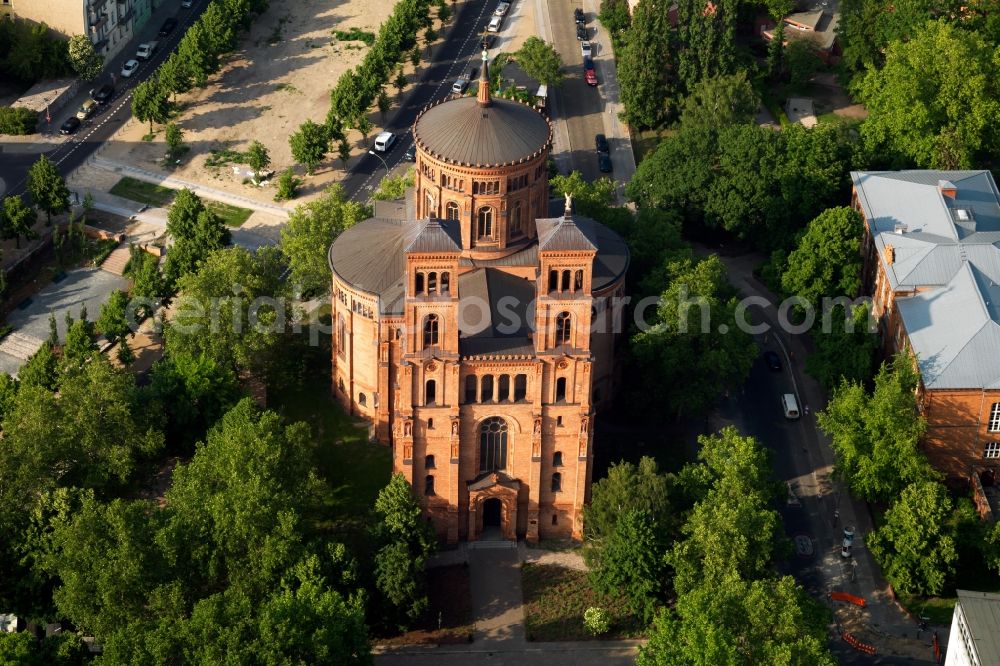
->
[368,150,390,178]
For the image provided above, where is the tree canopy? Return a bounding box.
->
[26,155,70,224]
[515,37,564,86]
[780,207,863,308]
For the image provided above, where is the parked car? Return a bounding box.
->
[76,99,97,120]
[91,84,115,105]
[373,131,396,152]
[59,116,81,135]
[451,78,469,94]
[840,539,852,559]
[595,133,609,153]
[843,526,855,546]
[581,40,592,58]
[181,0,193,7]
[764,350,782,371]
[136,41,158,60]
[403,146,416,161]
[487,15,502,32]
[576,24,587,40]
[121,59,139,78]
[467,66,479,80]
[598,153,612,173]
[583,58,597,86]
[159,17,178,37]
[481,34,495,49]
[495,2,510,16]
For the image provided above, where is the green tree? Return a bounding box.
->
[67,34,103,81]
[337,139,352,169]
[164,190,230,285]
[166,247,287,377]
[165,122,185,159]
[583,457,672,546]
[274,168,302,202]
[868,481,959,596]
[856,20,1000,168]
[17,342,57,390]
[370,474,436,628]
[376,88,391,123]
[60,316,98,374]
[177,21,219,87]
[280,184,370,296]
[806,302,878,390]
[675,0,739,93]
[1,194,38,249]
[355,115,373,147]
[638,574,835,666]
[289,119,329,174]
[0,630,41,665]
[780,207,863,309]
[617,0,674,128]
[371,167,415,201]
[515,37,564,86]
[26,155,70,225]
[97,289,131,345]
[589,509,669,623]
[393,68,408,94]
[630,256,757,418]
[124,245,167,309]
[132,76,171,135]
[678,72,759,134]
[158,53,193,101]
[550,171,617,216]
[599,0,632,35]
[818,354,937,503]
[245,140,271,181]
[786,39,822,88]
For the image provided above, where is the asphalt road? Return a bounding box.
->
[0,0,210,199]
[543,0,607,183]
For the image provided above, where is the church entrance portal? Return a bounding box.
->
[483,498,502,527]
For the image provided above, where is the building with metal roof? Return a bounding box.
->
[945,590,1000,666]
[852,170,1000,485]
[328,54,629,544]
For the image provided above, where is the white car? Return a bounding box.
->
[373,131,396,152]
[495,2,510,16]
[580,41,592,59]
[181,0,193,7]
[121,59,139,78]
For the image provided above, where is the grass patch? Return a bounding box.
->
[376,565,474,645]
[521,564,644,641]
[897,595,956,626]
[275,82,301,94]
[333,27,376,46]
[204,148,247,168]
[760,90,791,127]
[110,176,175,207]
[631,128,667,166]
[205,200,253,228]
[269,372,390,529]
[91,239,119,267]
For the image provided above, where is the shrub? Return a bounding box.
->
[584,607,610,636]
[0,106,38,135]
[274,168,302,201]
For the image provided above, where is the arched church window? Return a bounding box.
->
[337,313,346,358]
[511,201,523,237]
[427,272,437,295]
[423,314,439,348]
[441,272,450,294]
[574,269,584,291]
[556,311,572,346]
[479,417,509,472]
[481,375,494,402]
[425,379,436,405]
[551,473,562,492]
[477,207,494,240]
[446,201,460,220]
[415,272,425,294]
[555,377,567,402]
[465,375,477,404]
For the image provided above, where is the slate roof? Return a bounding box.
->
[457,268,535,357]
[405,217,462,253]
[467,470,521,492]
[536,214,599,252]
[954,590,1000,663]
[852,170,1000,390]
[413,95,552,167]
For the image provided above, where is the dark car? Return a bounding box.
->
[59,116,81,135]
[481,34,495,49]
[764,350,782,371]
[576,24,587,40]
[598,153,612,173]
[583,58,597,86]
[91,84,115,105]
[403,146,416,162]
[159,17,178,37]
[595,133,609,154]
[574,7,585,23]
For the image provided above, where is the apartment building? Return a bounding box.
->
[4,0,153,61]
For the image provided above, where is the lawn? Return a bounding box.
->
[110,176,253,227]
[376,564,474,645]
[268,370,391,530]
[521,564,644,641]
[631,128,668,166]
[897,595,957,626]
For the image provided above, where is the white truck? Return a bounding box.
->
[136,41,159,61]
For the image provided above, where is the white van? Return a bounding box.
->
[487,16,502,32]
[373,131,396,152]
[781,393,800,420]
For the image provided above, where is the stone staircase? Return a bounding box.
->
[100,245,131,275]
[0,332,45,361]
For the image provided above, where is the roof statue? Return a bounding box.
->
[564,193,573,217]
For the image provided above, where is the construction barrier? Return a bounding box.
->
[842,632,877,656]
[830,591,866,607]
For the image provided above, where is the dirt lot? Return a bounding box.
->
[103,0,411,203]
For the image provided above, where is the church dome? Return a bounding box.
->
[412,95,552,168]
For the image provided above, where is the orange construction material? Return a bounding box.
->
[830,591,866,607]
[842,632,877,656]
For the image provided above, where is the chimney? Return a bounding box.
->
[938,180,957,199]
[885,243,895,266]
[477,49,491,107]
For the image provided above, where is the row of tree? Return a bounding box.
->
[581,428,835,664]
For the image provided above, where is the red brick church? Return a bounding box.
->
[328,54,629,543]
